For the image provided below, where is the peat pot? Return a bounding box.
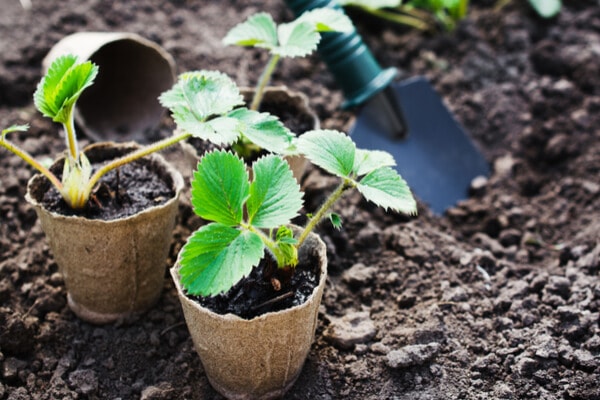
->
[25,142,184,324]
[43,32,176,143]
[170,229,327,400]
[180,86,319,184]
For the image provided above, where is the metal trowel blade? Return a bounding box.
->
[349,76,490,214]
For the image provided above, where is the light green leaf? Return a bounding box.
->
[528,0,561,18]
[34,55,77,117]
[275,21,321,58]
[296,129,355,178]
[339,0,401,9]
[228,108,295,154]
[191,150,249,226]
[33,55,98,124]
[1,124,29,140]
[177,115,240,145]
[276,226,298,245]
[356,167,417,215]
[223,12,279,49]
[274,225,299,267]
[295,8,354,32]
[225,9,353,58]
[353,148,396,176]
[159,70,244,122]
[179,223,264,296]
[247,155,303,228]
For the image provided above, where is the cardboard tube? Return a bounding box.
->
[43,32,176,143]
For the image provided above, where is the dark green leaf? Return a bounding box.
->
[191,150,249,225]
[247,155,303,228]
[329,213,343,230]
[179,223,264,296]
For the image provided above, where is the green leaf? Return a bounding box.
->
[247,155,303,228]
[296,129,355,178]
[225,9,353,58]
[353,148,396,176]
[339,0,401,9]
[274,226,299,267]
[33,55,98,124]
[1,124,29,140]
[528,0,561,18]
[228,108,295,154]
[223,12,279,49]
[178,114,240,145]
[191,150,249,226]
[275,21,321,58]
[356,167,417,215]
[179,223,264,296]
[329,213,343,230]
[159,70,244,123]
[295,8,354,32]
[276,226,298,245]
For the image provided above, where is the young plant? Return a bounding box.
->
[178,129,417,297]
[2,61,285,210]
[158,70,296,159]
[340,0,469,32]
[222,8,353,112]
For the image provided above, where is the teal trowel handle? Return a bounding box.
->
[284,0,397,109]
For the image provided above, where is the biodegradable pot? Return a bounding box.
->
[180,86,319,184]
[43,32,176,143]
[170,229,327,400]
[25,142,184,324]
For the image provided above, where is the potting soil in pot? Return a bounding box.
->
[190,250,321,320]
[40,158,175,220]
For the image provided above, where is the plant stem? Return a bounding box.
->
[83,131,192,197]
[64,108,78,161]
[296,179,353,248]
[0,139,62,190]
[245,223,284,263]
[251,54,280,111]
[355,6,431,31]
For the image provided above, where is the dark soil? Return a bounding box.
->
[1,1,599,399]
[194,248,320,320]
[38,158,174,220]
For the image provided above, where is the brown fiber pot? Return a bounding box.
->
[25,142,184,324]
[43,32,176,143]
[170,229,327,400]
[180,86,319,185]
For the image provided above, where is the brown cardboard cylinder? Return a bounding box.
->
[171,229,327,400]
[25,142,184,324]
[179,86,318,184]
[43,32,176,143]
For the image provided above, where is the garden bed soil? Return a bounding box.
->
[1,1,599,399]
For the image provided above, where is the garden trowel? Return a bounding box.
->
[285,0,490,214]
